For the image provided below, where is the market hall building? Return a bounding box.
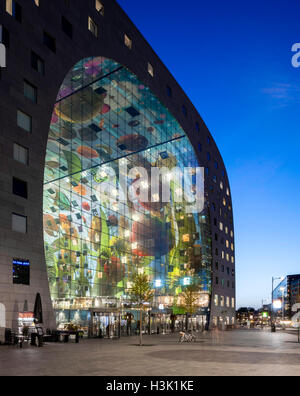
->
[0,0,236,337]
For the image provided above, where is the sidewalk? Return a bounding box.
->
[0,330,300,376]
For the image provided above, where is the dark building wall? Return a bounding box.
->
[0,0,235,329]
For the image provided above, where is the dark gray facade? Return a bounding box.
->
[0,0,235,330]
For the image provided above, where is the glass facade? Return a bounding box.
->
[43,57,212,326]
[274,275,300,320]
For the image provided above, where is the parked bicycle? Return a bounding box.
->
[178,331,197,343]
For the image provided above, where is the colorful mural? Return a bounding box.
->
[43,57,212,309]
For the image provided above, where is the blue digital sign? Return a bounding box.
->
[13,259,30,285]
[13,259,30,267]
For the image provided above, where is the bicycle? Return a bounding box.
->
[178,332,197,343]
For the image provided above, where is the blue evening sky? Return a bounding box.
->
[117,0,300,308]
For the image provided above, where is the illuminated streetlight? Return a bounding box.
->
[271,276,285,333]
[280,286,285,320]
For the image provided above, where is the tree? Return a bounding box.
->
[130,274,154,346]
[180,285,200,333]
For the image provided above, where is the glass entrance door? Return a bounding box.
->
[91,312,120,338]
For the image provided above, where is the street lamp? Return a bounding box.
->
[280,287,285,320]
[271,276,284,333]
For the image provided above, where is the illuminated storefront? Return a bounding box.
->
[43,57,212,333]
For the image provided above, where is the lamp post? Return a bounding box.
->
[271,276,284,333]
[280,287,285,321]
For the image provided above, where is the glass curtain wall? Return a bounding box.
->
[43,57,212,318]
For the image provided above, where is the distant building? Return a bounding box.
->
[273,275,300,321]
[236,307,258,325]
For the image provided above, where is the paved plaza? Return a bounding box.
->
[0,329,299,376]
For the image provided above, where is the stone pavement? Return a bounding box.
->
[0,329,299,376]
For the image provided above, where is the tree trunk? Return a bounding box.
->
[140,308,143,346]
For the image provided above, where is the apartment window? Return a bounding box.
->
[207,152,211,161]
[43,31,56,52]
[195,122,200,132]
[124,34,132,49]
[166,85,172,98]
[220,296,225,307]
[62,16,73,39]
[24,80,37,103]
[148,62,154,77]
[198,143,202,152]
[219,222,223,231]
[6,0,22,23]
[95,0,104,15]
[88,17,98,37]
[0,25,10,48]
[13,177,28,199]
[182,105,187,117]
[226,297,230,307]
[216,277,219,285]
[226,188,230,196]
[13,143,28,165]
[17,110,32,132]
[214,161,218,169]
[12,213,27,233]
[207,136,211,145]
[214,295,219,307]
[31,52,45,75]
[215,262,219,270]
[232,298,235,308]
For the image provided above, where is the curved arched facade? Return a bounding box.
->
[0,0,235,333]
[44,57,212,332]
